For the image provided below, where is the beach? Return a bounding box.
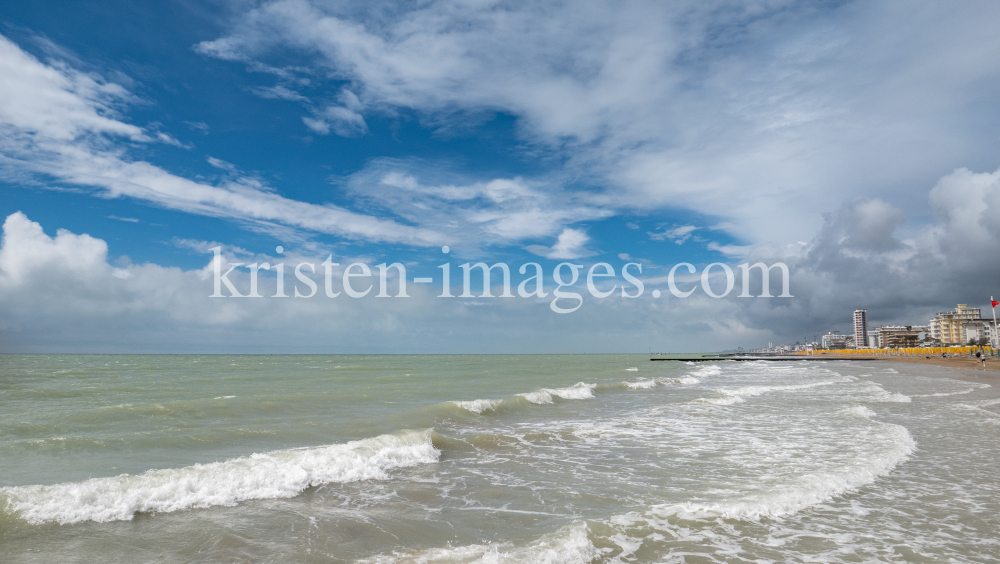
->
[816,353,1000,385]
[2,354,998,563]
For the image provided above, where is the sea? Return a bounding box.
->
[1,354,998,563]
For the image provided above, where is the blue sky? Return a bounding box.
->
[2,1,1000,352]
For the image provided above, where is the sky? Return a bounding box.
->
[2,0,1000,353]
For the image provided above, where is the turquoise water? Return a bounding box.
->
[1,355,998,562]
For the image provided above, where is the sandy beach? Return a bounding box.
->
[879,357,1000,386]
[811,353,1000,385]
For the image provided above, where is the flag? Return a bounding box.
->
[993,300,999,308]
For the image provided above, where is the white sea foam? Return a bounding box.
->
[549,382,596,399]
[952,398,1000,423]
[660,376,699,385]
[1,429,439,525]
[645,422,915,520]
[861,383,912,403]
[625,367,638,372]
[452,399,502,414]
[624,379,657,390]
[840,405,877,419]
[519,390,554,404]
[520,382,595,404]
[691,365,722,378]
[912,388,977,398]
[358,520,599,564]
[696,380,839,406]
[213,395,236,400]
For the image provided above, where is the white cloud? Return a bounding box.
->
[340,160,613,250]
[250,84,309,101]
[303,88,369,137]
[8,161,1000,352]
[184,121,210,134]
[207,156,238,172]
[0,33,446,247]
[0,212,751,352]
[197,0,1000,244]
[526,228,592,259]
[705,242,753,258]
[649,225,697,244]
[728,165,1000,342]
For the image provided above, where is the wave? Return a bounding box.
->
[519,382,595,405]
[358,520,599,564]
[690,365,722,378]
[951,398,1000,424]
[625,367,638,372]
[660,376,699,385]
[451,399,502,414]
[696,380,839,406]
[0,429,438,525]
[645,422,916,520]
[623,379,657,390]
[839,405,877,419]
[859,382,911,403]
[443,381,605,416]
[912,382,990,398]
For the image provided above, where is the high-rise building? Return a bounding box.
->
[853,309,868,349]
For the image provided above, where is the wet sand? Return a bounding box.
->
[813,354,1000,385]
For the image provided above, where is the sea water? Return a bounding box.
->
[1,355,998,562]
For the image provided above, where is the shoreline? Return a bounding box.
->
[813,354,1000,386]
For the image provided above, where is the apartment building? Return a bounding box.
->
[929,304,981,344]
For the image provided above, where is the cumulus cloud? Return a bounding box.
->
[730,165,1000,342]
[197,0,1000,244]
[0,211,754,352]
[526,228,592,260]
[6,159,999,353]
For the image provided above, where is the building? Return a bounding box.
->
[962,319,998,346]
[876,325,927,348]
[929,305,982,344]
[853,310,868,349]
[822,331,849,350]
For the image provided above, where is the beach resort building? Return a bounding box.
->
[929,304,981,344]
[962,319,998,345]
[876,325,927,348]
[821,332,849,349]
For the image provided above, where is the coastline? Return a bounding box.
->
[814,354,1000,386]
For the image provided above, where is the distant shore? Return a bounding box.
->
[810,353,1000,385]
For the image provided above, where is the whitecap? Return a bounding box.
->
[451,399,501,414]
[624,379,657,390]
[691,365,722,378]
[696,380,840,406]
[1,429,439,525]
[519,382,595,405]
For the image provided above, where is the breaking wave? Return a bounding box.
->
[1,429,439,525]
